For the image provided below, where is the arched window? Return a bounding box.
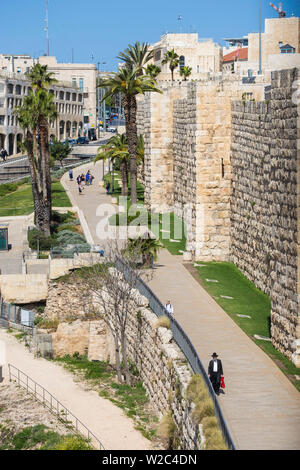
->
[179,56,185,70]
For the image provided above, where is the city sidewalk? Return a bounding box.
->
[0,215,32,274]
[61,161,300,450]
[148,249,300,450]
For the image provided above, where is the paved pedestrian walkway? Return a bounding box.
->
[61,161,300,450]
[149,250,300,450]
[0,329,152,450]
[0,216,31,274]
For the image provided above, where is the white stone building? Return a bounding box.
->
[148,33,222,81]
[0,54,97,137]
[0,71,84,155]
[222,16,300,75]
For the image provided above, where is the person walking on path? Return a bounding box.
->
[208,352,224,396]
[69,169,73,181]
[105,181,111,195]
[1,148,7,162]
[85,171,90,186]
[78,181,84,195]
[165,300,174,315]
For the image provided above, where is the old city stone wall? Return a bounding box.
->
[137,75,266,258]
[230,68,300,363]
[36,276,205,449]
[136,69,300,364]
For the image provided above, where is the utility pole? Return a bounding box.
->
[259,0,262,75]
[178,15,182,34]
[45,0,49,56]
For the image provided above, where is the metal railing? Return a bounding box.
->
[8,363,104,450]
[0,297,35,334]
[116,257,235,450]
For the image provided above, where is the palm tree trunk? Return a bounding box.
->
[120,159,128,196]
[123,95,138,205]
[38,118,52,237]
[171,67,174,81]
[26,129,51,238]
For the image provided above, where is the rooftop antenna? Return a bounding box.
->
[45,0,49,55]
[178,15,183,34]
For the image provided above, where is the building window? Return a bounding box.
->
[72,77,77,87]
[84,115,89,124]
[179,56,185,70]
[154,49,161,62]
[79,78,84,91]
[280,44,295,54]
[0,115,5,125]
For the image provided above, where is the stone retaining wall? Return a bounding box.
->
[40,275,207,449]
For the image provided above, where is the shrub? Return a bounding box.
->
[57,230,86,245]
[202,417,227,450]
[53,435,93,450]
[28,228,58,250]
[155,316,170,329]
[56,225,78,233]
[157,411,175,447]
[36,317,59,331]
[186,374,214,424]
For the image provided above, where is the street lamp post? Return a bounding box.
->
[258,0,262,75]
[97,61,106,138]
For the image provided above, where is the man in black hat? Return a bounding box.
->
[208,352,223,395]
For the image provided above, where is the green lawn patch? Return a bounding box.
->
[0,424,92,450]
[195,261,300,391]
[55,354,158,441]
[0,182,71,217]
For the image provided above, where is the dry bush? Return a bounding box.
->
[155,316,170,329]
[157,411,175,446]
[186,374,209,403]
[202,417,227,450]
[192,397,214,424]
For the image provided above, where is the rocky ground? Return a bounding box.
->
[0,380,70,444]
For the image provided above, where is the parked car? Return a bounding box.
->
[76,136,89,144]
[107,127,117,133]
[62,139,76,147]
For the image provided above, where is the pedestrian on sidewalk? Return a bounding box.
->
[69,169,73,181]
[165,300,174,315]
[208,352,224,396]
[106,181,111,195]
[78,182,84,195]
[1,148,7,162]
[85,171,90,186]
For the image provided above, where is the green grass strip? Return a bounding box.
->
[195,261,300,391]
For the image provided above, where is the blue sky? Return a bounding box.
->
[1,0,300,70]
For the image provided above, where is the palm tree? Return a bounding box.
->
[117,42,154,75]
[99,67,161,204]
[127,235,162,267]
[145,64,161,79]
[162,49,180,81]
[26,63,57,90]
[179,66,192,81]
[15,65,57,237]
[95,134,129,196]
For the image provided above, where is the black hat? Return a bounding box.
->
[212,352,218,358]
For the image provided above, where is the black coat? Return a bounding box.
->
[208,359,223,380]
